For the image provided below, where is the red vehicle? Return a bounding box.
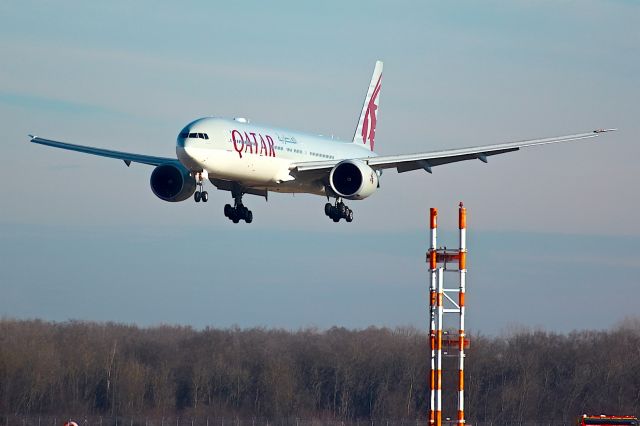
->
[579,415,639,425]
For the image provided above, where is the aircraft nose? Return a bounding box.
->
[177,131,189,148]
[183,142,197,159]
[176,138,199,168]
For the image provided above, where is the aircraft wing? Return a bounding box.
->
[28,135,179,167]
[291,129,615,176]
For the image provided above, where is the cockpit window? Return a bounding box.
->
[183,132,209,139]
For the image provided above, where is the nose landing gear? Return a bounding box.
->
[325,199,353,223]
[193,172,208,203]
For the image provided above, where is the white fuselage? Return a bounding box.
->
[176,117,376,195]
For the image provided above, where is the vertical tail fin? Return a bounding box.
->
[352,60,383,151]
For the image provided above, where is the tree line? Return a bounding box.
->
[1,318,639,423]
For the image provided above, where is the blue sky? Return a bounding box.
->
[0,0,639,334]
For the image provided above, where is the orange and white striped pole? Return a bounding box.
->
[457,202,467,425]
[428,208,438,426]
[436,266,444,426]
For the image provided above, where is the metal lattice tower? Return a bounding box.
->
[427,203,468,426]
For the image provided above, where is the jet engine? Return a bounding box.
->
[329,159,379,200]
[150,164,196,202]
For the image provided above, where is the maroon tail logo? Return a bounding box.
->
[361,74,382,150]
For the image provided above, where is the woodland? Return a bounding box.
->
[1,319,639,424]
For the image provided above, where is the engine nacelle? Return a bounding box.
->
[329,159,379,200]
[150,164,196,202]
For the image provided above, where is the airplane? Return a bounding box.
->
[28,61,615,224]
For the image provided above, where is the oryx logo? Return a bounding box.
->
[361,74,382,151]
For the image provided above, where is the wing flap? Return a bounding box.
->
[394,147,520,173]
[290,159,340,173]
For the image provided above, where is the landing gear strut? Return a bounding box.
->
[224,190,253,224]
[325,199,353,223]
[193,172,208,203]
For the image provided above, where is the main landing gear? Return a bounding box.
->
[224,191,253,224]
[194,172,208,203]
[325,199,353,223]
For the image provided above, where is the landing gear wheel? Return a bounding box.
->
[324,199,354,223]
[224,189,254,224]
[194,172,207,204]
[229,208,239,223]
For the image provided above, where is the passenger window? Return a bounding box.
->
[204,134,209,140]
[188,133,197,138]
